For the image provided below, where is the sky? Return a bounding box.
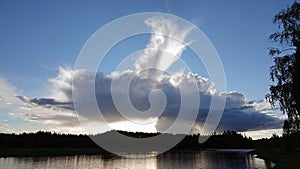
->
[0,0,295,139]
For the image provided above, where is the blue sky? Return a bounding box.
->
[0,0,294,99]
[0,0,295,138]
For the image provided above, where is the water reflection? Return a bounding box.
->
[0,151,273,169]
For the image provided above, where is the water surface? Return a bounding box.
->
[0,151,274,169]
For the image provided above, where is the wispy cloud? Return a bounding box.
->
[135,16,192,71]
[0,77,18,109]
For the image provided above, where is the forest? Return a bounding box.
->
[1,130,298,155]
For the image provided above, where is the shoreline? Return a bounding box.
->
[252,149,300,169]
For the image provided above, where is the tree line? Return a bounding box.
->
[0,130,254,150]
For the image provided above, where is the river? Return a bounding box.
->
[0,150,274,169]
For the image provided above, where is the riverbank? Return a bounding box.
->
[253,148,300,169]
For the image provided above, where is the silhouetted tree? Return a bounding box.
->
[266,2,300,133]
[199,131,254,149]
[283,119,291,136]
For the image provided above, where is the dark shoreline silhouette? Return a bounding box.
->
[0,130,254,157]
[1,130,300,168]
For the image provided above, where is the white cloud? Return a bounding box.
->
[0,16,284,136]
[48,67,75,101]
[17,68,283,134]
[241,128,283,140]
[0,77,18,109]
[135,16,192,71]
[0,77,83,134]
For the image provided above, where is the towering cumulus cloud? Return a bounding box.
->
[13,16,283,134]
[135,16,192,71]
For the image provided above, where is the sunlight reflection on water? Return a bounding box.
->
[0,151,273,169]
